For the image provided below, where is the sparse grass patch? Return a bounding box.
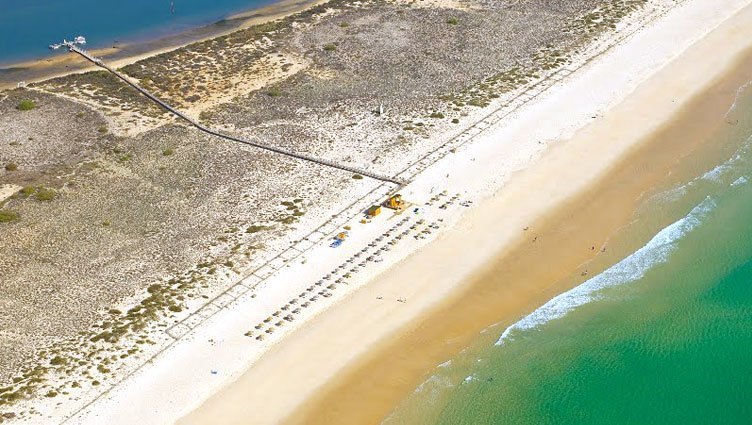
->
[246,224,269,233]
[34,187,57,202]
[267,86,283,97]
[117,154,133,163]
[0,211,19,223]
[16,100,36,111]
[19,186,35,197]
[49,356,66,366]
[4,163,17,172]
[14,185,58,201]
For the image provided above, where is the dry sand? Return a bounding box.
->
[178,1,752,425]
[0,184,21,204]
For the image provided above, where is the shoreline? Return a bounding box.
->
[176,1,752,424]
[0,0,328,90]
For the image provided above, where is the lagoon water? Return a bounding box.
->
[0,0,273,66]
[385,82,752,424]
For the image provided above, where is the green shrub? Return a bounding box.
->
[429,112,445,119]
[0,211,19,223]
[267,86,282,97]
[15,185,56,201]
[4,163,17,172]
[49,356,66,366]
[34,187,56,202]
[446,17,459,25]
[352,174,363,180]
[339,22,349,28]
[246,225,269,233]
[323,43,337,52]
[162,148,174,156]
[17,100,36,111]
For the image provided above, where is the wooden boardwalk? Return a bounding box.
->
[67,45,406,186]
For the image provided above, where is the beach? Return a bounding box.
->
[49,0,752,424]
[2,0,751,423]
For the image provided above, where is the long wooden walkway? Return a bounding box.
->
[67,45,405,186]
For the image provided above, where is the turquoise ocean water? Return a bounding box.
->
[0,0,274,66]
[385,84,752,424]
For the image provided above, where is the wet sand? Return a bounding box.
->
[178,2,752,425]
[0,0,327,90]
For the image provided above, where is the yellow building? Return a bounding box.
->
[366,205,382,217]
[384,194,405,210]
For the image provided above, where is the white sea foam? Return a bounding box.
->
[724,80,752,124]
[646,180,692,204]
[700,164,731,182]
[730,176,749,187]
[495,196,717,346]
[413,374,454,395]
[649,134,752,206]
[438,360,452,368]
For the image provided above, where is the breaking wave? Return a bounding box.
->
[496,196,717,346]
[700,164,732,182]
[730,176,749,188]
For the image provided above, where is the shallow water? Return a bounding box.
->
[0,0,274,66]
[384,77,752,425]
